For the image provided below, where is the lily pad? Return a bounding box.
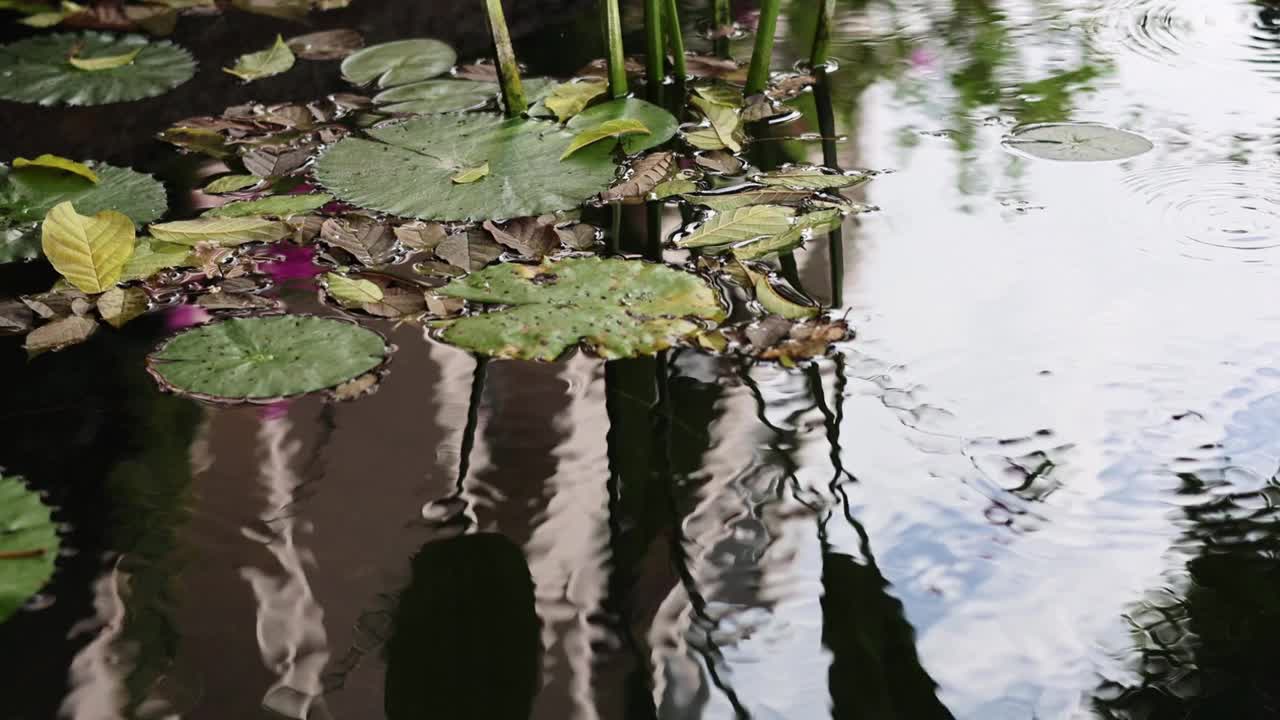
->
[147,315,390,401]
[373,79,496,114]
[341,38,455,89]
[0,32,195,106]
[1003,123,1153,162]
[567,98,679,155]
[315,113,619,221]
[0,475,59,624]
[437,257,726,361]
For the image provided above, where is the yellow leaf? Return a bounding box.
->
[69,47,142,72]
[19,11,67,27]
[12,154,99,183]
[40,202,136,295]
[223,34,296,82]
[450,162,489,184]
[544,79,608,122]
[323,272,384,306]
[691,96,742,152]
[97,286,150,328]
[561,119,651,160]
[148,217,290,246]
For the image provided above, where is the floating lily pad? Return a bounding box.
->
[437,257,726,361]
[567,98,679,155]
[0,32,195,106]
[0,475,59,624]
[1003,122,1153,162]
[373,79,496,114]
[147,315,390,401]
[341,38,455,89]
[1,162,166,263]
[315,113,619,221]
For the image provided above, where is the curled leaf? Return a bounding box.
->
[224,35,295,82]
[600,151,674,203]
[203,174,259,194]
[24,314,99,354]
[69,46,141,71]
[12,154,98,183]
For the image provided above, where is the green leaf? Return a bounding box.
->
[203,193,332,219]
[119,238,192,281]
[750,271,819,319]
[675,205,796,248]
[562,119,651,160]
[682,187,811,212]
[1004,122,1154,162]
[323,272,384,305]
[373,79,496,114]
[652,172,699,200]
[69,47,141,71]
[752,166,870,190]
[1,162,165,237]
[544,79,608,122]
[691,96,742,152]
[315,113,619,221]
[693,84,743,108]
[0,475,60,624]
[450,162,489,184]
[148,217,290,246]
[682,126,728,151]
[437,257,726,360]
[203,174,260,194]
[41,201,136,294]
[97,285,149,328]
[340,38,456,89]
[731,209,845,261]
[147,315,390,400]
[224,34,295,82]
[12,155,98,183]
[567,98,679,155]
[0,32,195,106]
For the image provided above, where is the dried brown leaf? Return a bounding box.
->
[394,221,447,252]
[482,218,558,259]
[319,216,397,265]
[25,315,99,355]
[434,229,503,271]
[600,151,675,202]
[286,29,363,60]
[243,147,311,178]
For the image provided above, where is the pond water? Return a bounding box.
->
[2,0,1280,719]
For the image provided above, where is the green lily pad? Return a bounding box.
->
[437,257,726,361]
[1003,122,1153,162]
[0,475,59,624]
[341,38,455,89]
[0,32,195,106]
[147,315,390,401]
[567,98,679,155]
[373,79,497,114]
[315,113,619,221]
[1,162,167,263]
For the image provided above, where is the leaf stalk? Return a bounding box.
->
[484,0,527,117]
[744,0,781,96]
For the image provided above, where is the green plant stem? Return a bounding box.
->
[713,0,731,58]
[662,0,687,81]
[484,0,527,117]
[810,0,836,69]
[744,0,781,96]
[644,0,664,103]
[603,0,629,98]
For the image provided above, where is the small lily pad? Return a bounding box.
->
[567,98,679,155]
[0,32,195,106]
[1003,122,1153,162]
[437,256,726,361]
[147,315,390,401]
[373,79,496,114]
[0,475,59,623]
[341,38,455,89]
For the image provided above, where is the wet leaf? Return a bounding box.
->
[68,46,140,71]
[204,193,332,219]
[0,31,194,106]
[731,209,844,261]
[323,271,384,305]
[285,214,325,245]
[41,202,135,294]
[203,174,260,194]
[683,54,746,81]
[437,256,726,360]
[652,171,699,199]
[224,35,295,82]
[753,166,869,190]
[96,285,148,328]
[374,79,496,114]
[147,315,390,401]
[676,205,795,248]
[749,270,819,319]
[544,79,608,122]
[286,28,363,61]
[450,162,489,185]
[683,187,811,211]
[0,475,60,623]
[341,38,456,89]
[482,217,557,258]
[554,223,598,250]
[330,372,381,401]
[357,283,427,318]
[691,96,741,152]
[149,217,290,247]
[158,126,232,159]
[756,318,851,364]
[1004,122,1153,162]
[562,119,651,160]
[24,314,99,354]
[693,84,743,109]
[682,126,728,151]
[195,290,280,312]
[435,229,502,271]
[231,0,308,20]
[768,73,815,100]
[12,155,98,183]
[0,298,34,334]
[394,221,446,252]
[318,216,396,265]
[694,150,744,175]
[567,98,678,155]
[242,147,311,179]
[123,3,177,35]
[315,113,619,221]
[119,238,192,281]
[600,151,674,203]
[21,287,89,320]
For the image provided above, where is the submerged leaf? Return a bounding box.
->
[0,32,194,106]
[224,35,295,82]
[676,205,796,248]
[567,98,678,155]
[24,314,99,354]
[683,187,811,212]
[149,217,290,246]
[437,257,726,361]
[286,28,363,61]
[147,315,390,401]
[752,166,869,190]
[756,318,851,364]
[0,475,60,623]
[41,202,135,294]
[562,119,651,160]
[68,46,141,71]
[204,193,332,219]
[341,38,456,89]
[12,155,98,183]
[544,79,608,122]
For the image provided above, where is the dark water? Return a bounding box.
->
[3,1,1280,718]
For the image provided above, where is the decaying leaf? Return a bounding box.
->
[554,223,598,250]
[242,147,310,178]
[0,299,34,335]
[691,96,741,152]
[748,269,819,319]
[652,170,700,199]
[21,287,89,320]
[768,73,816,101]
[755,318,851,365]
[393,221,446,252]
[318,216,396,265]
[41,201,136,294]
[24,314,99,354]
[683,54,746,81]
[482,217,558,259]
[435,228,502,271]
[195,289,280,312]
[600,151,674,203]
[329,371,381,401]
[694,150,744,175]
[96,286,149,328]
[286,29,363,60]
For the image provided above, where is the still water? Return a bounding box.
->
[3,0,1279,718]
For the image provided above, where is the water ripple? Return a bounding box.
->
[1090,0,1280,79]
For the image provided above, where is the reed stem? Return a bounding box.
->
[484,0,527,116]
[744,0,780,96]
[603,0,629,98]
[713,0,731,58]
[662,0,687,81]
[644,0,665,103]
[810,0,836,69]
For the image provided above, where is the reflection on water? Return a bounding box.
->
[4,0,1280,718]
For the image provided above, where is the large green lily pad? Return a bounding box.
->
[147,315,390,401]
[340,38,455,89]
[1,162,167,263]
[314,113,619,221]
[1,475,59,624]
[0,32,196,106]
[437,257,727,360]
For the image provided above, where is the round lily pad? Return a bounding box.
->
[0,32,196,106]
[1,475,59,624]
[437,257,727,361]
[1003,122,1153,162]
[341,38,456,89]
[147,315,390,401]
[314,113,619,221]
[1,161,167,263]
[373,79,497,114]
[567,98,680,155]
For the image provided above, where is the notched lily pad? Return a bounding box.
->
[0,475,60,623]
[147,315,391,401]
[1003,122,1153,162]
[0,32,195,106]
[341,38,455,89]
[436,256,726,361]
[373,79,496,115]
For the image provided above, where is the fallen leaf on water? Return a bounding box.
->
[12,154,98,183]
[747,268,820,320]
[203,174,260,194]
[694,150,744,175]
[41,202,136,294]
[554,223,598,250]
[286,29,363,61]
[482,217,558,259]
[393,221,446,252]
[450,162,489,184]
[329,372,381,402]
[0,299,34,335]
[204,193,333,219]
[544,79,608,122]
[224,35,295,82]
[318,216,396,265]
[435,228,503,271]
[675,205,795,249]
[562,119,651,160]
[149,217,290,247]
[69,46,141,71]
[97,286,149,328]
[323,271,384,306]
[24,315,99,355]
[242,147,310,178]
[757,318,851,366]
[600,151,674,203]
[691,96,741,152]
